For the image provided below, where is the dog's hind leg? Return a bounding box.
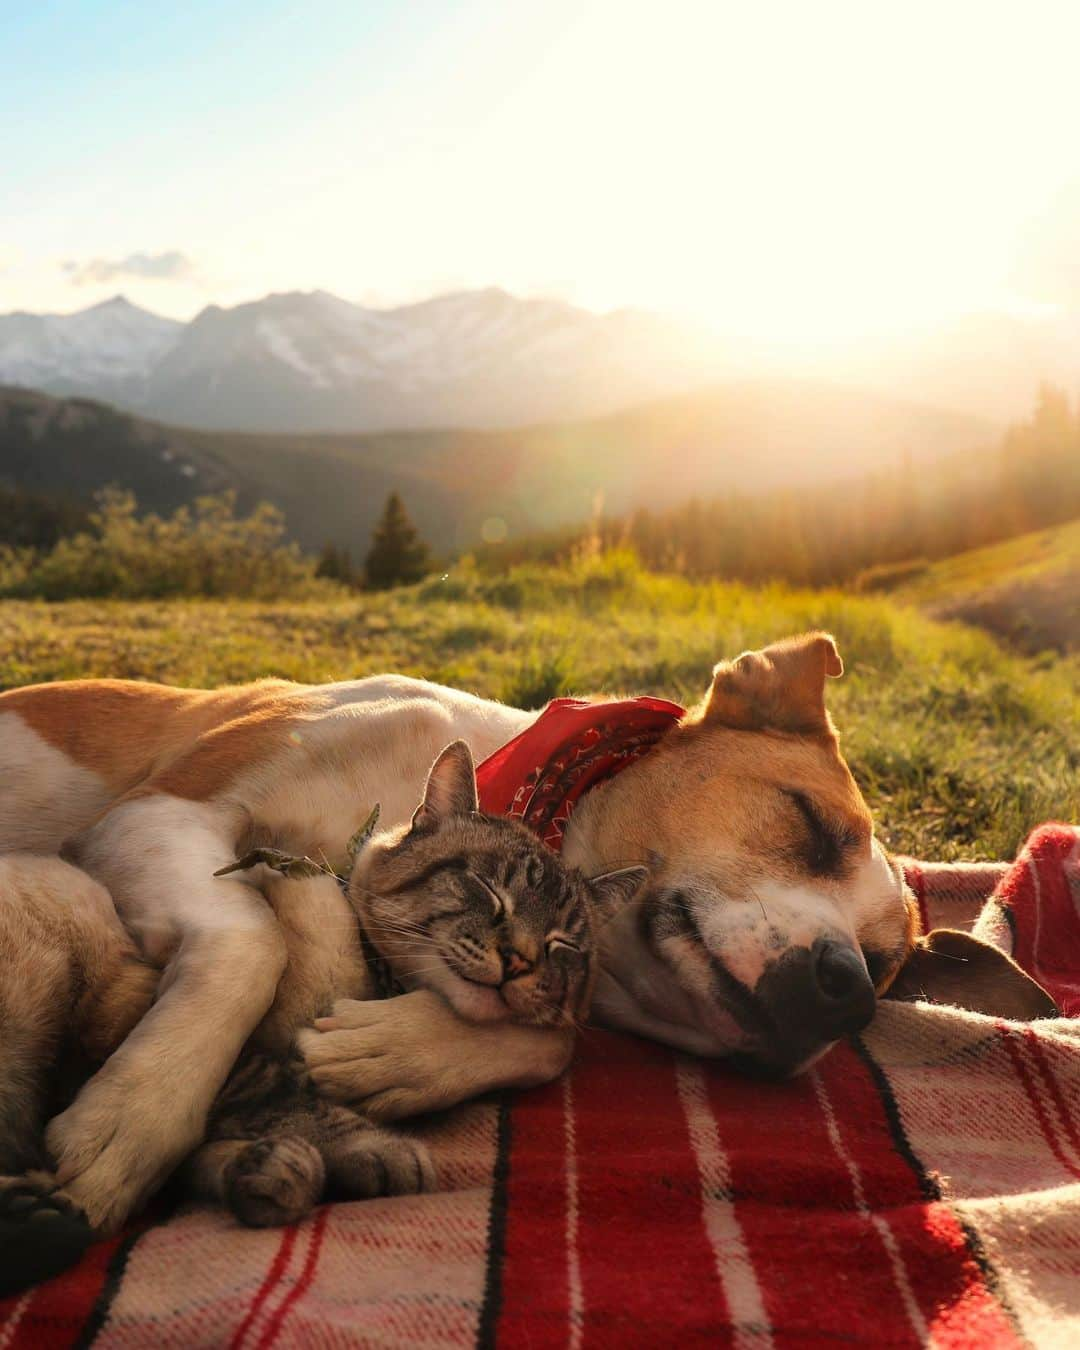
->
[0,854,151,1174]
[0,856,148,1293]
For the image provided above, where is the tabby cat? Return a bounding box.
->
[1,740,644,1274]
[180,738,645,1227]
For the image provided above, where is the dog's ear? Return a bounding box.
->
[704,632,843,735]
[412,740,478,830]
[885,928,1058,1021]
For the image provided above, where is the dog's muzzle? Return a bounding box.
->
[730,938,877,1077]
[595,900,879,1069]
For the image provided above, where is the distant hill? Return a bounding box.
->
[0,381,994,556]
[0,290,733,433]
[893,519,1080,653]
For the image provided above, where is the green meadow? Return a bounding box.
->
[892,519,1080,655]
[2,550,1076,864]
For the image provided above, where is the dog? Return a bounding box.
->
[0,632,1049,1231]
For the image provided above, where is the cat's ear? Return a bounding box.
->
[412,740,479,831]
[588,866,648,922]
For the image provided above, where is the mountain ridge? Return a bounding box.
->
[0,288,730,433]
[0,380,995,556]
[5,287,1080,430]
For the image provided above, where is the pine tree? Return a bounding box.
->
[364,493,431,589]
[316,543,341,582]
[315,542,356,586]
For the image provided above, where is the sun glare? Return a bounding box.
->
[7,0,1080,341]
[444,0,1080,342]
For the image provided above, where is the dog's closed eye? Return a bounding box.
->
[784,790,861,877]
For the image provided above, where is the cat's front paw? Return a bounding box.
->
[297,995,452,1120]
[328,1128,436,1199]
[224,1137,325,1228]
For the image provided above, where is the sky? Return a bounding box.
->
[4,0,1080,340]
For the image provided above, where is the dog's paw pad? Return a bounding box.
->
[0,1177,94,1296]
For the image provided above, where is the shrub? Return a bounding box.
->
[4,489,329,601]
[499,653,573,709]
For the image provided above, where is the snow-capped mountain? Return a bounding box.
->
[0,296,183,402]
[0,288,729,432]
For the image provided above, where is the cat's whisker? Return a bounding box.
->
[342,879,407,908]
[377,935,441,953]
[359,909,436,933]
[372,919,435,937]
[376,932,438,951]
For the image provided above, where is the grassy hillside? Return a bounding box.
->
[1,553,1075,863]
[0,380,993,556]
[894,519,1080,652]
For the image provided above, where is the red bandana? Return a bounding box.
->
[475,696,685,854]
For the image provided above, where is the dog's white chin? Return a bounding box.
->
[595,905,747,1055]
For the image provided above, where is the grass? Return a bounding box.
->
[0,550,1076,863]
[895,519,1080,605]
[894,519,1080,653]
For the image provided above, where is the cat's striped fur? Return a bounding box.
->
[182,739,642,1228]
[0,742,644,1242]
[186,1054,436,1228]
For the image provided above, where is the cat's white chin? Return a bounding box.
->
[415,962,510,1024]
[444,980,510,1023]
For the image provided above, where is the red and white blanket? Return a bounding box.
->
[2,823,1078,1348]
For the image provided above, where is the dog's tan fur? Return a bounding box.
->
[0,752,605,1228]
[0,856,157,1173]
[0,634,969,1231]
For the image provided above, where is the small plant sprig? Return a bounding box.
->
[214,804,381,882]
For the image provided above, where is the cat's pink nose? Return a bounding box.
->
[501,949,532,981]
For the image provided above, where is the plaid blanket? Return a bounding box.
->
[2,823,1078,1348]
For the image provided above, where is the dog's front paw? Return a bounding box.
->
[0,1173,94,1295]
[224,1138,325,1228]
[45,1069,190,1233]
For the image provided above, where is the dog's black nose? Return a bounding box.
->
[812,939,876,1035]
[751,938,877,1069]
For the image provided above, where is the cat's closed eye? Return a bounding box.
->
[546,934,579,954]
[466,871,504,921]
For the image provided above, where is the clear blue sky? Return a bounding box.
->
[4,0,1080,337]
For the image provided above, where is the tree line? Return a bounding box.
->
[2,384,1077,598]
[475,385,1080,587]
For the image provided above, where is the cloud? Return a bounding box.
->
[62,250,193,286]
